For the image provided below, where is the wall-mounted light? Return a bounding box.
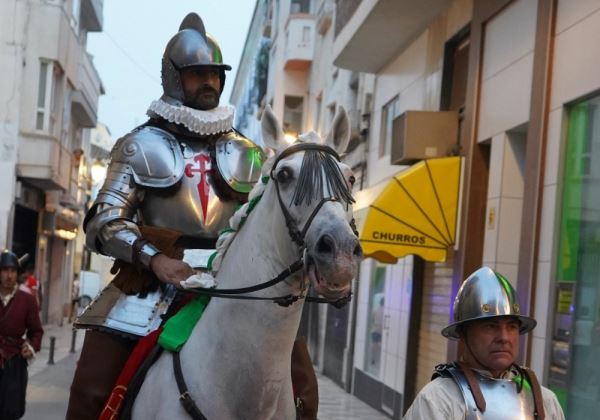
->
[284,131,297,144]
[55,229,78,240]
[90,160,107,184]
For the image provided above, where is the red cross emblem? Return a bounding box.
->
[184,153,212,223]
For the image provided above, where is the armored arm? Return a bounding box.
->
[84,161,160,269]
[84,126,185,269]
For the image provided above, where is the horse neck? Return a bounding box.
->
[216,185,302,294]
[205,185,305,350]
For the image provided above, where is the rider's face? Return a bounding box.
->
[461,317,520,377]
[180,66,221,110]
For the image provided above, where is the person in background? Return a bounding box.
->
[0,250,44,420]
[403,266,564,419]
[18,265,41,308]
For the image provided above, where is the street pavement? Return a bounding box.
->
[23,321,389,420]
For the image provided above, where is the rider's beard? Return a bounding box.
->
[185,86,220,111]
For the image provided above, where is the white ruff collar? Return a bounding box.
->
[147,99,235,135]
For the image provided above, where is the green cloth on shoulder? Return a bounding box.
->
[158,295,210,352]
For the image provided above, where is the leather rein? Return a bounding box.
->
[186,142,356,309]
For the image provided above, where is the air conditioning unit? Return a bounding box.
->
[391,110,459,165]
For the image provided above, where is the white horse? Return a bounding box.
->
[132,105,362,420]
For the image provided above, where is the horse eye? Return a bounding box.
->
[277,167,292,184]
[348,175,356,186]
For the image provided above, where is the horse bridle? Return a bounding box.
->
[187,142,357,308]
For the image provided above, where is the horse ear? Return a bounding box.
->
[261,105,285,151]
[325,106,350,154]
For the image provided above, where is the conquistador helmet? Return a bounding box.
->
[161,12,232,106]
[442,266,537,339]
[0,250,22,271]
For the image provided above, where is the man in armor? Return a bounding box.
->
[403,266,564,419]
[66,13,272,419]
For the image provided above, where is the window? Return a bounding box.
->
[364,263,386,377]
[552,96,600,418]
[36,61,53,131]
[283,96,304,136]
[302,26,311,44]
[379,96,400,157]
[35,60,63,134]
[290,0,310,14]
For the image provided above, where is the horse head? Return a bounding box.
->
[261,105,362,300]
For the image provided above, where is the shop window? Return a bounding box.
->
[364,263,386,377]
[552,97,600,417]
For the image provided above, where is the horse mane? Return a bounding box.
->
[209,155,274,272]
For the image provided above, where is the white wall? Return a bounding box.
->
[482,131,526,282]
[368,31,428,186]
[0,0,25,247]
[477,0,537,143]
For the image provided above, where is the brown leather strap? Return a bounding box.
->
[522,367,545,420]
[172,351,207,420]
[457,361,486,413]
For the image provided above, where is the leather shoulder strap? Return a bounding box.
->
[456,361,487,413]
[521,366,546,420]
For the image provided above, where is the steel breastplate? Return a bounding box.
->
[139,140,240,239]
[448,367,536,419]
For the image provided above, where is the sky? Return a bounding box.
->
[88,0,256,140]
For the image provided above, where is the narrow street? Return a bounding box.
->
[23,323,389,420]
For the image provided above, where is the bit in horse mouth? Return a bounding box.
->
[304,254,321,284]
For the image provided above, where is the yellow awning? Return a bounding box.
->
[360,156,461,263]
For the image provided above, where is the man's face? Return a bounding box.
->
[0,267,18,290]
[461,317,520,376]
[180,66,221,110]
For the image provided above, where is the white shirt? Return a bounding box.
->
[403,370,565,419]
[0,285,17,307]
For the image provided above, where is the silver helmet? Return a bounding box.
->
[161,13,232,106]
[441,266,537,339]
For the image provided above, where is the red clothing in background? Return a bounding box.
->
[0,290,43,366]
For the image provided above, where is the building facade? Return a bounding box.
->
[233,0,600,418]
[0,0,104,324]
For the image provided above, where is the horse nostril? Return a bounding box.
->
[353,242,363,257]
[317,234,335,254]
